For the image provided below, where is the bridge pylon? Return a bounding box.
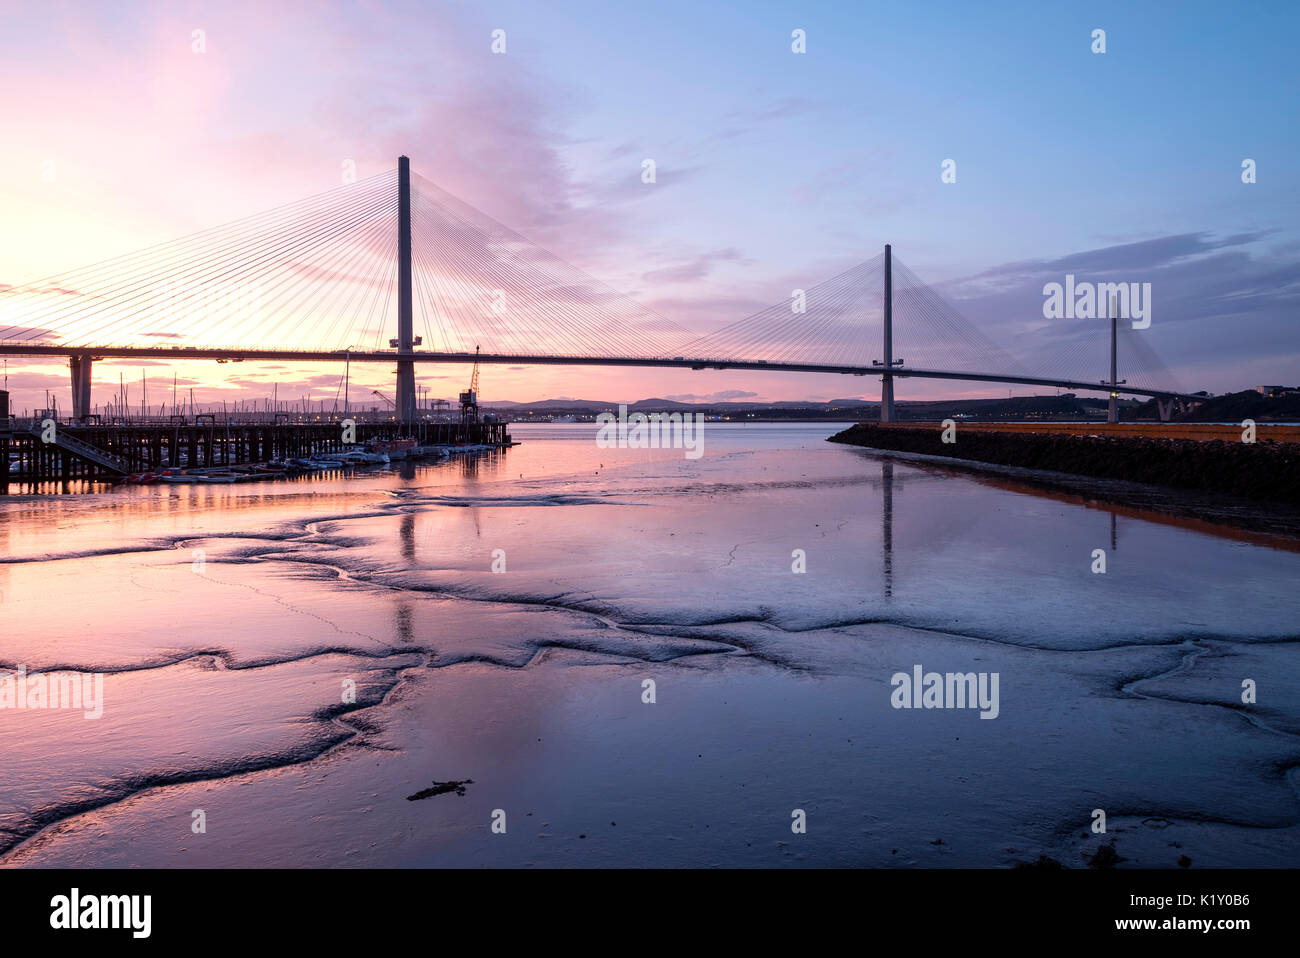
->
[1105,293,1126,424]
[69,353,94,420]
[394,155,417,426]
[875,244,901,422]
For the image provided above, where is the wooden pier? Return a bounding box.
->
[0,409,510,491]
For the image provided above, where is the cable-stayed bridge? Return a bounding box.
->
[0,157,1203,424]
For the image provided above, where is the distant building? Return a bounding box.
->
[1256,385,1299,397]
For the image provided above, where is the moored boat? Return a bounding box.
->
[338,448,390,464]
[366,438,417,460]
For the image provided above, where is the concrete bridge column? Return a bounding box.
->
[394,155,417,427]
[1107,296,1120,424]
[879,244,896,423]
[69,354,93,420]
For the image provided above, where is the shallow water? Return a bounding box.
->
[1,422,1297,867]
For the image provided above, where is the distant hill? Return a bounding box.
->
[1132,389,1300,422]
[477,397,875,410]
[478,398,611,410]
[470,393,1148,422]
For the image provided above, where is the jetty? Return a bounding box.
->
[0,402,509,490]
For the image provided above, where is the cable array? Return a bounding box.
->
[1022,314,1186,393]
[0,172,399,351]
[409,173,694,358]
[676,253,1029,375]
[0,165,1184,393]
[889,258,1029,376]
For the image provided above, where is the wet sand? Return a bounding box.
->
[1,423,1297,867]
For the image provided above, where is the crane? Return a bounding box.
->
[372,389,396,410]
[459,345,480,424]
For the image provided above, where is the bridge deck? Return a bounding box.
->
[0,344,1205,401]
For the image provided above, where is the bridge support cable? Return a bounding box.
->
[670,256,886,367]
[0,172,399,350]
[409,171,696,360]
[0,157,1196,416]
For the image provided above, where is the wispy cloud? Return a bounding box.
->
[642,248,744,284]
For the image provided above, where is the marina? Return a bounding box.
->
[0,405,511,491]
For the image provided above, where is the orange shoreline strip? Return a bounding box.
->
[877,421,1300,443]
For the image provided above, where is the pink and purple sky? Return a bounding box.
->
[1,0,1296,414]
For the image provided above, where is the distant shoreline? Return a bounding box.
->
[828,422,1300,538]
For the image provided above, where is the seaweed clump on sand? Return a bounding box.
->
[1085,842,1126,869]
[406,778,474,801]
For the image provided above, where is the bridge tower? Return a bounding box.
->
[877,244,898,423]
[395,156,417,425]
[1106,293,1125,424]
[69,354,94,420]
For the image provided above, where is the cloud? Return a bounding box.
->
[947,232,1276,297]
[715,97,824,141]
[642,248,744,284]
[931,232,1300,392]
[724,97,821,124]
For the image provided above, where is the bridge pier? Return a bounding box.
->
[395,155,417,426]
[879,244,896,423]
[69,354,93,420]
[1107,296,1120,424]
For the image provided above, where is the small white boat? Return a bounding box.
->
[338,449,390,464]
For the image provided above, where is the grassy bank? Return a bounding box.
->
[828,423,1300,506]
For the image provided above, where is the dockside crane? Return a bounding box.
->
[459,346,480,425]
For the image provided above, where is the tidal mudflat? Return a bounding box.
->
[2,423,1296,867]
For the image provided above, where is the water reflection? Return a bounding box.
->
[881,461,894,599]
[872,455,1136,601]
[400,512,415,562]
[394,602,414,644]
